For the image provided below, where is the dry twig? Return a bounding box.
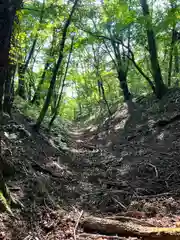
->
[147,163,158,178]
[106,216,155,227]
[132,192,174,199]
[74,210,83,240]
[78,233,126,239]
[112,197,127,210]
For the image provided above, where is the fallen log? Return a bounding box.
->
[78,233,127,239]
[82,216,180,240]
[106,216,155,227]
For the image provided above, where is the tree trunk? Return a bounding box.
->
[108,34,132,102]
[17,0,45,99]
[48,35,75,129]
[126,49,156,94]
[92,44,112,116]
[0,1,23,214]
[3,64,16,115]
[140,0,167,99]
[31,28,57,105]
[17,64,26,99]
[168,29,176,86]
[99,81,112,116]
[34,0,79,130]
[174,45,179,73]
[0,1,18,112]
[82,216,180,239]
[118,70,131,101]
[31,61,50,105]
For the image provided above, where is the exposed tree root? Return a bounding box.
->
[154,114,180,127]
[0,172,23,216]
[82,216,180,239]
[106,216,155,227]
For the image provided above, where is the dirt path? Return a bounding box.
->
[1,105,180,239]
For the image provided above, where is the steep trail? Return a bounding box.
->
[2,89,180,239]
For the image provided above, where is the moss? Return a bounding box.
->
[0,190,13,215]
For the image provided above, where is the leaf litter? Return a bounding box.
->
[1,89,180,239]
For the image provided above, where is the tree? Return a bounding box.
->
[92,44,112,115]
[34,0,79,130]
[0,0,22,112]
[17,0,45,99]
[31,27,57,105]
[0,0,23,213]
[140,0,167,99]
[49,34,75,129]
[9,0,180,122]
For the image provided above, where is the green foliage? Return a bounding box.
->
[12,0,180,124]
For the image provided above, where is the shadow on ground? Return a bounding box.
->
[2,89,180,239]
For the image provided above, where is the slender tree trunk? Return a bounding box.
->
[3,64,16,114]
[140,0,167,99]
[0,1,18,112]
[31,61,50,105]
[174,45,179,86]
[110,37,132,102]
[48,35,75,129]
[118,70,131,101]
[34,0,79,130]
[127,54,156,93]
[17,64,26,99]
[174,45,179,74]
[17,0,45,99]
[174,46,180,74]
[99,80,112,116]
[92,44,112,116]
[168,29,176,86]
[31,28,57,105]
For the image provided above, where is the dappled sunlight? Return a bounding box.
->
[89,125,98,132]
[45,161,73,177]
[156,132,165,141]
[114,119,127,131]
[2,0,180,238]
[69,147,100,154]
[148,119,156,128]
[116,164,131,177]
[75,139,84,143]
[113,108,128,120]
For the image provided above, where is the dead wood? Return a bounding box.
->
[74,210,83,240]
[106,216,155,227]
[82,216,180,239]
[154,114,180,127]
[132,192,175,200]
[31,160,60,179]
[78,233,127,239]
[81,144,97,150]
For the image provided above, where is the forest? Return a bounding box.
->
[1,0,180,239]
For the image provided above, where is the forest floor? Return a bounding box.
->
[1,89,180,239]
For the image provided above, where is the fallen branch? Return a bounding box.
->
[81,144,97,150]
[112,197,127,210]
[147,163,158,178]
[154,114,180,128]
[31,160,61,179]
[132,192,175,200]
[82,216,180,239]
[78,233,126,239]
[82,189,130,197]
[106,216,155,227]
[74,210,83,240]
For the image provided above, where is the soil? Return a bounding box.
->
[1,89,180,239]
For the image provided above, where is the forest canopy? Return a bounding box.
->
[1,1,180,238]
[1,0,180,127]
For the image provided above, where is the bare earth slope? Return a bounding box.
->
[1,89,180,239]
